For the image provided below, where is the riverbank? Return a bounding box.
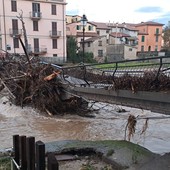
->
[1,140,170,170]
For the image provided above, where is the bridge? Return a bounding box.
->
[57,56,170,115]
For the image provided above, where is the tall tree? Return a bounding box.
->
[162,22,170,51]
[67,36,79,63]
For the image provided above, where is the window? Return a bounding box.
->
[98,50,103,57]
[141,36,145,42]
[32,3,40,12]
[52,39,57,49]
[53,54,58,57]
[106,30,109,33]
[12,19,18,35]
[156,28,159,34]
[32,3,40,17]
[11,0,17,12]
[98,40,102,46]
[97,31,100,35]
[88,42,90,47]
[34,38,39,53]
[141,45,144,51]
[33,21,38,31]
[156,35,159,42]
[52,22,57,35]
[51,4,57,15]
[88,25,93,31]
[76,25,80,30]
[129,48,132,51]
[13,38,19,48]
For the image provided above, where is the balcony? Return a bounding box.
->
[30,11,42,20]
[28,47,47,55]
[9,29,22,37]
[49,31,62,38]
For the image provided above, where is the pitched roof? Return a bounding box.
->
[89,21,111,30]
[84,36,106,42]
[77,32,98,37]
[135,21,164,26]
[110,32,130,38]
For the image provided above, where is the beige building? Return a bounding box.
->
[82,36,107,62]
[66,15,81,24]
[0,0,66,63]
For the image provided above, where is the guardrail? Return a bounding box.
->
[62,56,170,89]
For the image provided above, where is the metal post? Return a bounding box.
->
[26,137,35,170]
[2,0,7,51]
[47,153,59,170]
[82,25,85,63]
[13,135,20,170]
[36,141,45,170]
[19,136,27,170]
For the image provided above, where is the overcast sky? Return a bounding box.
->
[66,0,170,24]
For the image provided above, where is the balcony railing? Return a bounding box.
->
[49,31,62,38]
[28,47,47,55]
[30,11,42,20]
[9,29,22,37]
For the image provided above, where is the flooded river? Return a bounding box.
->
[1,94,170,154]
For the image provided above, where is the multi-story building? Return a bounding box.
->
[0,0,66,63]
[66,20,98,47]
[133,21,164,52]
[83,35,107,62]
[66,15,164,62]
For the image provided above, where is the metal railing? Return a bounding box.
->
[29,11,42,20]
[61,56,170,91]
[49,31,62,38]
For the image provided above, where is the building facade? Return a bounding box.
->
[66,21,98,46]
[0,0,66,62]
[66,16,164,62]
[83,36,107,62]
[134,21,164,52]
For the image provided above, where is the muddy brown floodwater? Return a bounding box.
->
[1,95,170,155]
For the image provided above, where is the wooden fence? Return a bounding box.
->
[12,135,59,170]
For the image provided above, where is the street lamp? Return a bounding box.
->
[81,14,87,63]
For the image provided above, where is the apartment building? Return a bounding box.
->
[134,21,164,52]
[0,0,66,62]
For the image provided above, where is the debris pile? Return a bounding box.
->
[64,67,170,92]
[0,56,88,116]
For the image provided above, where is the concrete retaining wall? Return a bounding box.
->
[72,87,170,114]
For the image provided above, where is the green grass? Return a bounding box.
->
[0,157,11,170]
[94,62,157,69]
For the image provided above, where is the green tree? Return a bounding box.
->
[162,22,170,51]
[67,36,79,63]
[78,51,96,63]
